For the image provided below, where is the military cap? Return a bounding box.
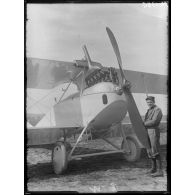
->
[145,96,155,102]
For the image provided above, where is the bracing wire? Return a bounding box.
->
[27,95,52,111]
[27,97,54,126]
[56,70,84,103]
[27,70,75,111]
[27,70,83,110]
[27,87,61,111]
[56,81,73,103]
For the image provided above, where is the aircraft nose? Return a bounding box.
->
[90,98,127,130]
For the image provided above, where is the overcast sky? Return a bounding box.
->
[27,3,168,75]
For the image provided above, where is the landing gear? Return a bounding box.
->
[121,136,141,162]
[52,141,71,175]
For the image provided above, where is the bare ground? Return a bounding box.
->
[27,137,168,192]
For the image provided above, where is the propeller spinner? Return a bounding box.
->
[106,27,151,149]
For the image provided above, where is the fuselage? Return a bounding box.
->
[53,81,127,131]
[81,82,127,130]
[27,60,167,147]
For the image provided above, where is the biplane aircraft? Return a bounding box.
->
[27,27,167,174]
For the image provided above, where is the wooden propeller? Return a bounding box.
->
[106,27,151,149]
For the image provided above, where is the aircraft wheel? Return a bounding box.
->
[52,142,69,175]
[121,136,141,162]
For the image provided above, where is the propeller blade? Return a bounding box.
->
[124,89,151,149]
[106,27,126,83]
[106,27,151,149]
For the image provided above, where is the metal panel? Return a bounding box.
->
[54,94,83,127]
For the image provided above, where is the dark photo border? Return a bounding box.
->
[24,0,171,194]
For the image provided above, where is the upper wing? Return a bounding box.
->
[27,57,84,89]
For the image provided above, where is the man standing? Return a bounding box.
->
[144,96,164,177]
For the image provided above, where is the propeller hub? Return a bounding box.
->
[122,80,132,92]
[114,86,123,95]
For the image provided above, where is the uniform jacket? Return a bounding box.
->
[144,105,162,129]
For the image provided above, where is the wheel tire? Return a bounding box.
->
[121,136,141,162]
[52,142,69,175]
